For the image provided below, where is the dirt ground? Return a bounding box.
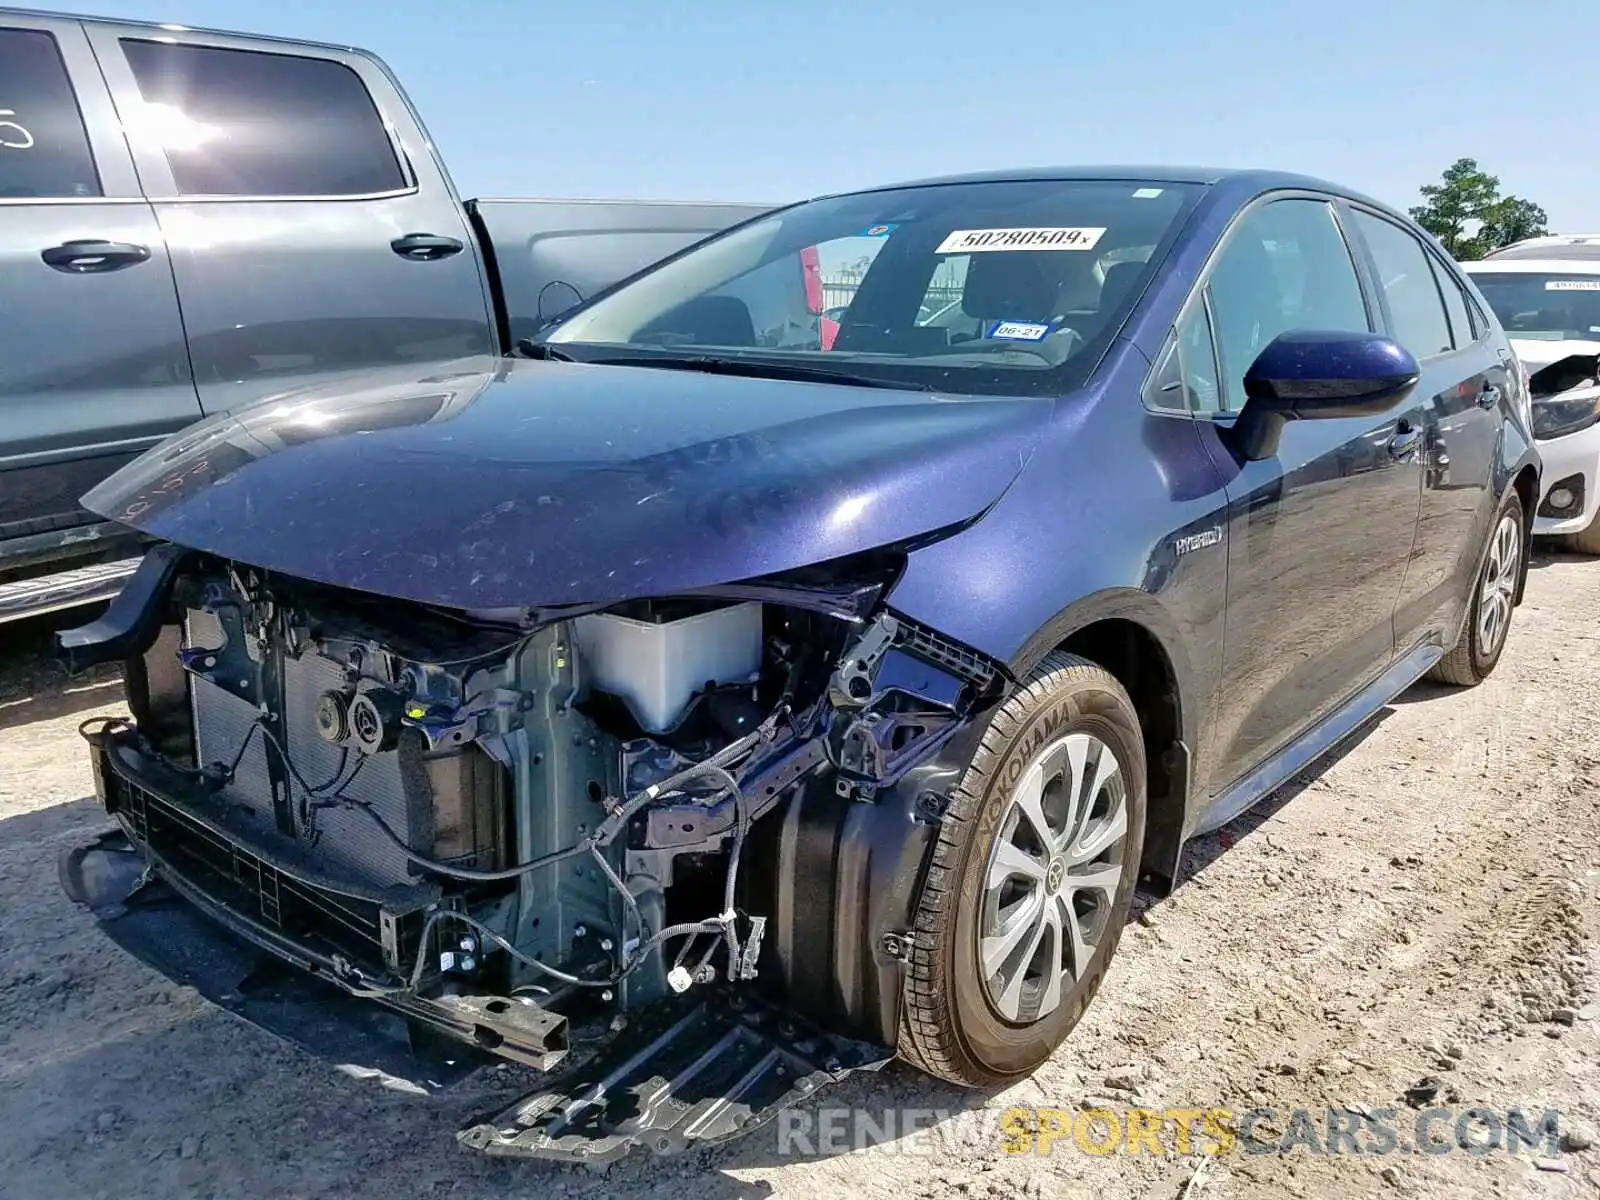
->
[1,551,1597,1200]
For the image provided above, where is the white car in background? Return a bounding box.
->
[1464,236,1600,553]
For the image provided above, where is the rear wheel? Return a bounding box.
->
[898,652,1145,1087]
[1428,491,1525,686]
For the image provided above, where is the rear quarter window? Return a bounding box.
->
[119,39,407,198]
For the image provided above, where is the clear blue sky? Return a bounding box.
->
[45,0,1596,229]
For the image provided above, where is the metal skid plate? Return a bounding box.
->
[457,992,889,1164]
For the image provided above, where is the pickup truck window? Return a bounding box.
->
[0,27,101,199]
[544,179,1199,397]
[119,40,407,198]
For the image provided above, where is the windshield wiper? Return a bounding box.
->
[514,339,576,362]
[586,354,934,391]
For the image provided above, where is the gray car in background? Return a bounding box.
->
[0,6,769,621]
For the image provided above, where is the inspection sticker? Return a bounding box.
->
[859,223,899,237]
[1546,279,1600,291]
[989,320,1053,342]
[936,226,1106,254]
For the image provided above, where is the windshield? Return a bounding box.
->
[542,179,1199,395]
[1470,272,1600,341]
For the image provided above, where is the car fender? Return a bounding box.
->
[885,372,1228,772]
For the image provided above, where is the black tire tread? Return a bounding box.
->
[897,651,1137,1087]
[1426,491,1525,687]
[1427,629,1481,687]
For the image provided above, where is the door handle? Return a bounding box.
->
[1477,383,1503,410]
[41,239,151,274]
[1388,424,1422,461]
[390,232,465,261]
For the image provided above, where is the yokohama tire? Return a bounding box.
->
[897,652,1146,1087]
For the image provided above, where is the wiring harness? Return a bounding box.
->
[182,705,783,994]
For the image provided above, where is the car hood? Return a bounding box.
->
[1511,337,1600,374]
[85,356,1053,610]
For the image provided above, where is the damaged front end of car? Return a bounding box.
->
[59,536,1005,1163]
[1527,352,1600,442]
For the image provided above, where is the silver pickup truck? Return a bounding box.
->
[0,7,768,621]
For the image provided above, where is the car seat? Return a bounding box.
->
[960,252,1067,327]
[1097,261,1147,315]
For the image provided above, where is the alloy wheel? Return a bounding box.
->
[978,731,1129,1024]
[1476,512,1521,656]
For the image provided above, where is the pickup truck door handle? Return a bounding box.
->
[41,239,151,274]
[1388,423,1422,461]
[390,232,465,262]
[1477,383,1503,410]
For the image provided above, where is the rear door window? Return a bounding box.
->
[119,40,407,197]
[0,26,101,198]
[1348,211,1454,359]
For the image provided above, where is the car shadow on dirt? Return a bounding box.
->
[0,676,123,734]
[0,606,122,727]
[1529,542,1591,571]
[1164,710,1393,893]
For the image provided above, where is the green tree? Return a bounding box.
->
[1477,196,1549,253]
[1409,158,1549,260]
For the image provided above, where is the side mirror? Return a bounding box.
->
[1227,330,1419,460]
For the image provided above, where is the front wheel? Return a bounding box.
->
[1428,490,1526,687]
[897,652,1146,1087]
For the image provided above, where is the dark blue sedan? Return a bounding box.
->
[68,167,1540,1158]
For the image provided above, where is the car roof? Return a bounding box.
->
[1462,258,1600,276]
[1481,235,1600,263]
[815,167,1409,228]
[0,5,372,56]
[842,166,1356,193]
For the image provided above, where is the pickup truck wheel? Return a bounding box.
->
[1428,490,1525,687]
[897,652,1145,1087]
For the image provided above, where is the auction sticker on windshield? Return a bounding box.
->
[936,226,1106,253]
[1547,280,1600,291]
